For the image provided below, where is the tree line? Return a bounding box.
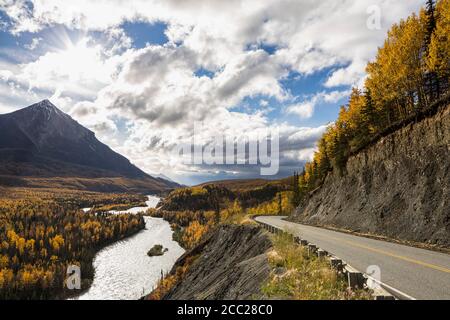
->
[292,0,449,207]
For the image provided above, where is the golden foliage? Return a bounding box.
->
[147,255,199,300]
[181,221,211,249]
[427,0,450,80]
[0,193,145,299]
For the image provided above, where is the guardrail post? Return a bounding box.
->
[317,249,327,258]
[347,269,366,290]
[300,239,308,246]
[330,257,343,272]
[307,244,317,256]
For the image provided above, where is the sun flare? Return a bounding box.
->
[55,38,107,82]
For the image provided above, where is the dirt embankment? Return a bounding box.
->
[160,224,272,300]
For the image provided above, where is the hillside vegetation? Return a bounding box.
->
[262,233,371,300]
[0,175,175,194]
[158,180,290,212]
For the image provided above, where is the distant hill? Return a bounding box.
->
[0,100,178,193]
[158,177,291,211]
[198,178,290,192]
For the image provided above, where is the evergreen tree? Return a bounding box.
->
[427,0,449,94]
[425,0,437,50]
[362,89,377,134]
[278,193,283,215]
[291,171,300,207]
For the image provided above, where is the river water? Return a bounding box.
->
[75,195,185,300]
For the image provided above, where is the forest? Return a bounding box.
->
[291,0,450,207]
[0,189,146,299]
[157,182,289,213]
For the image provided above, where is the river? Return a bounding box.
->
[75,195,185,300]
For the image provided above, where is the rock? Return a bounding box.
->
[289,103,450,247]
[273,267,287,276]
[161,224,272,300]
[147,244,167,257]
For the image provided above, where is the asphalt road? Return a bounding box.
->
[255,216,450,300]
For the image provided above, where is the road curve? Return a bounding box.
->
[255,216,450,300]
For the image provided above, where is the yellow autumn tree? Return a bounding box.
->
[427,0,450,82]
[181,221,209,249]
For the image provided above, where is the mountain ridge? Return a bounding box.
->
[0,100,178,192]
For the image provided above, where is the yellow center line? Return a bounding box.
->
[276,219,450,274]
[335,237,450,274]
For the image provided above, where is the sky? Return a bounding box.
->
[0,0,423,185]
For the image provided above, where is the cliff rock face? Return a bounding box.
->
[289,104,450,247]
[162,225,272,300]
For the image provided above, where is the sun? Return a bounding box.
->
[55,38,108,83]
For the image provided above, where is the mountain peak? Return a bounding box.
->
[39,99,52,105]
[16,99,72,124]
[31,99,59,111]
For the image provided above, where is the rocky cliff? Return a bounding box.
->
[289,103,450,247]
[162,224,272,300]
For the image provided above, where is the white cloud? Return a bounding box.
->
[286,90,350,118]
[286,101,315,119]
[24,37,42,50]
[19,38,114,91]
[259,99,269,107]
[0,70,13,81]
[2,1,423,80]
[325,60,368,88]
[0,0,424,182]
